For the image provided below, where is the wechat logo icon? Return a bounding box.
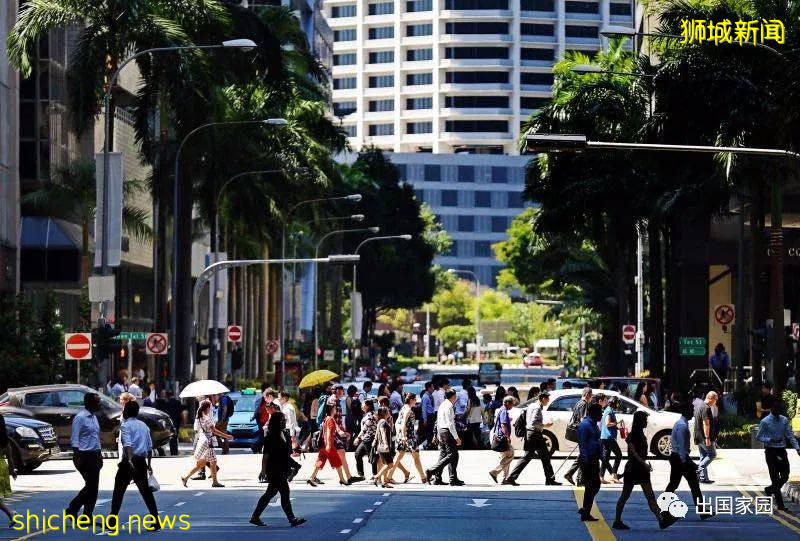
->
[658,492,688,518]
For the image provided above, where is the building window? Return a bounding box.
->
[407,0,433,11]
[441,190,458,206]
[446,242,459,257]
[445,120,509,132]
[610,2,631,15]
[521,0,554,10]
[407,121,433,134]
[445,71,509,84]
[368,50,395,64]
[445,95,509,108]
[406,97,433,110]
[521,72,554,85]
[458,215,475,232]
[491,167,508,183]
[491,216,508,232]
[425,164,441,181]
[333,101,357,116]
[445,22,509,34]
[343,124,357,136]
[369,99,395,112]
[334,28,357,41]
[368,26,394,39]
[333,53,357,66]
[445,0,508,9]
[474,241,492,257]
[331,4,357,17]
[521,23,555,36]
[369,75,395,88]
[444,47,509,59]
[475,191,491,207]
[407,48,433,61]
[565,25,599,38]
[369,123,394,136]
[407,72,433,85]
[521,96,550,109]
[458,166,474,182]
[406,24,433,37]
[565,1,599,13]
[368,2,394,15]
[333,77,357,89]
[521,48,555,61]
[508,192,524,207]
[396,163,407,179]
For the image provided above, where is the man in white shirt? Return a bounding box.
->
[425,389,463,486]
[432,379,450,411]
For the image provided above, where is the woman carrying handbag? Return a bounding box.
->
[488,396,515,484]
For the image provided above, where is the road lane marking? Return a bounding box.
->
[353,518,363,523]
[738,486,800,535]
[373,501,383,505]
[382,492,390,496]
[195,492,205,496]
[340,529,351,534]
[174,501,186,507]
[364,509,374,513]
[572,487,616,541]
[95,498,112,507]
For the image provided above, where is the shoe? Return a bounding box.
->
[404,474,413,484]
[191,473,206,481]
[289,518,306,527]
[580,514,598,522]
[659,511,678,530]
[180,477,188,488]
[450,479,465,486]
[381,483,393,489]
[288,467,301,482]
[314,478,325,484]
[489,472,499,484]
[424,469,434,483]
[351,476,365,483]
[564,473,575,486]
[501,479,520,486]
[306,479,317,487]
[432,477,446,486]
[764,486,774,495]
[249,517,266,527]
[258,474,268,484]
[211,482,225,488]
[348,476,359,484]
[340,480,350,486]
[545,479,562,486]
[150,523,161,532]
[699,479,715,484]
[612,521,630,530]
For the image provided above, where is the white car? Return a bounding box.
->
[508,389,688,459]
[399,368,419,383]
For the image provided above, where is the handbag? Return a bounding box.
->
[147,472,160,492]
[619,421,629,440]
[491,434,509,453]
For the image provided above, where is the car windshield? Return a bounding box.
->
[234,394,258,413]
[99,393,122,410]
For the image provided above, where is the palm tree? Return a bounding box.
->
[21,159,152,283]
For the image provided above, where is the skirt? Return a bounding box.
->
[378,451,395,465]
[0,456,12,498]
[316,447,343,469]
[622,460,650,485]
[397,436,418,453]
[193,435,217,463]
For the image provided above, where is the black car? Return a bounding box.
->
[0,384,175,451]
[1,406,60,473]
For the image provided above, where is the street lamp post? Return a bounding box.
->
[526,133,799,391]
[281,196,361,380]
[97,39,256,328]
[313,227,379,369]
[447,269,482,361]
[170,117,287,387]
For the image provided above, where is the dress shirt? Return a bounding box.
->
[389,391,403,415]
[110,383,125,398]
[436,399,458,438]
[432,389,446,410]
[421,392,435,422]
[128,383,142,398]
[121,417,153,457]
[281,402,300,438]
[577,416,601,461]
[757,413,800,450]
[527,402,545,432]
[455,388,469,415]
[71,409,101,451]
[670,416,690,461]
[600,406,617,440]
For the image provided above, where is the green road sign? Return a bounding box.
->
[678,337,706,347]
[114,331,148,341]
[679,346,707,356]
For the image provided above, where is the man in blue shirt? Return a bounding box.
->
[665,402,704,509]
[757,397,800,511]
[110,401,160,530]
[577,403,603,521]
[66,393,103,519]
[420,382,435,448]
[709,343,730,391]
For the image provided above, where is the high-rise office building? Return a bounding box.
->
[325,0,634,285]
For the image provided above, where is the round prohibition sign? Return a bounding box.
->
[147,333,168,355]
[714,305,735,326]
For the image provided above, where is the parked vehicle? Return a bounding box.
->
[477,362,502,386]
[523,352,543,367]
[590,377,662,406]
[226,389,261,451]
[1,406,60,473]
[508,389,686,459]
[0,384,175,451]
[399,368,420,383]
[555,378,590,389]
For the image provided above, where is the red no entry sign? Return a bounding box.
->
[228,325,242,343]
[146,333,169,355]
[622,325,636,344]
[65,333,92,360]
[714,304,735,326]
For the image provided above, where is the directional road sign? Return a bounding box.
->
[679,337,707,356]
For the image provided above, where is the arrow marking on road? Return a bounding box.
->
[467,499,491,508]
[268,497,295,507]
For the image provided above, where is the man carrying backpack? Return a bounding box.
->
[503,392,561,486]
[564,387,592,486]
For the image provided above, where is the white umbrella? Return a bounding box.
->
[179,379,230,398]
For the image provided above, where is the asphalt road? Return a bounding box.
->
[3,448,800,540]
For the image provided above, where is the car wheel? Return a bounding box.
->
[651,430,672,458]
[543,431,558,456]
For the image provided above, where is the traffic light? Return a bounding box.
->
[195,342,209,364]
[93,323,122,360]
[231,348,243,371]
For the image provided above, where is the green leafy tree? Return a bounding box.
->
[33,291,65,380]
[505,302,556,348]
[478,289,513,322]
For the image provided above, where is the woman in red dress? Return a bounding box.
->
[307,404,348,486]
